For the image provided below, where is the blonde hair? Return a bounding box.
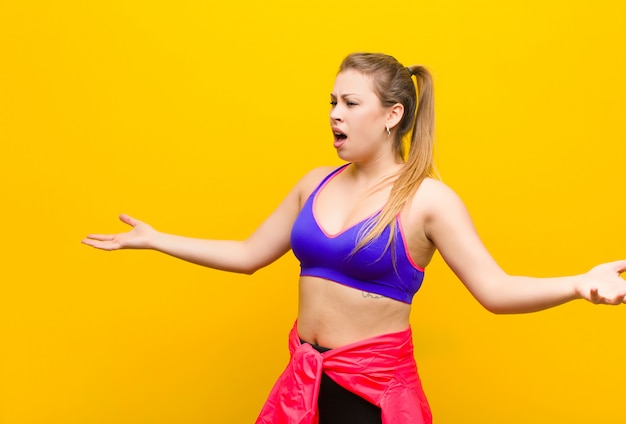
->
[338,53,436,251]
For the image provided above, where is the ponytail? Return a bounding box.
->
[340,55,436,252]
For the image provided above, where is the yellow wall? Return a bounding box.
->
[1,1,625,423]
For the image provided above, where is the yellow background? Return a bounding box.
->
[1,0,625,423]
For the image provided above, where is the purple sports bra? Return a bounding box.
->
[290,164,425,304]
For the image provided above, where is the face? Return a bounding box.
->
[330,69,393,162]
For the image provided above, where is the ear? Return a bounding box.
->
[386,103,404,131]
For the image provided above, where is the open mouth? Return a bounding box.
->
[333,130,347,143]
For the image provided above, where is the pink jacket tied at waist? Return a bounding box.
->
[256,322,432,424]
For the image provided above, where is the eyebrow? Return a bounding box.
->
[330,93,359,98]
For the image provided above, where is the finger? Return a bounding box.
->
[81,238,119,250]
[83,234,115,241]
[119,213,139,227]
[607,259,626,274]
[589,287,600,304]
[603,293,622,305]
[594,288,626,305]
[81,238,94,247]
[616,291,626,305]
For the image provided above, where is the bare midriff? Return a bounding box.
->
[296,275,412,348]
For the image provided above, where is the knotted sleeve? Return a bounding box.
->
[255,326,322,424]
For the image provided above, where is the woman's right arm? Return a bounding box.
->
[81,169,326,274]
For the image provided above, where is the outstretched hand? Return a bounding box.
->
[81,214,156,250]
[577,260,626,305]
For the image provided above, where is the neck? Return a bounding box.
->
[348,153,404,184]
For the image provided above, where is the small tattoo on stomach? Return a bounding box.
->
[362,291,386,299]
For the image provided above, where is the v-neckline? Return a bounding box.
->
[311,166,384,238]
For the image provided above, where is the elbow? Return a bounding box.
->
[242,266,258,276]
[469,275,520,315]
[233,263,260,275]
[235,259,268,275]
[475,296,516,315]
[478,297,532,315]
[235,243,275,275]
[476,298,501,314]
[228,247,264,275]
[482,303,512,315]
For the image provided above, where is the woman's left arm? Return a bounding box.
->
[423,180,626,313]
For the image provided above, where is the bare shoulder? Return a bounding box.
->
[294,165,341,198]
[405,177,473,235]
[402,177,465,232]
[299,165,338,183]
[414,177,465,213]
[411,177,478,245]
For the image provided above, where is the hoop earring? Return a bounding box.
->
[385,126,391,137]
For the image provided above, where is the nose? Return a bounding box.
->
[330,105,342,122]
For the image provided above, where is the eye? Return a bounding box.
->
[330,100,337,106]
[346,101,357,107]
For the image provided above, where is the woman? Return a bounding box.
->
[82,53,626,424]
